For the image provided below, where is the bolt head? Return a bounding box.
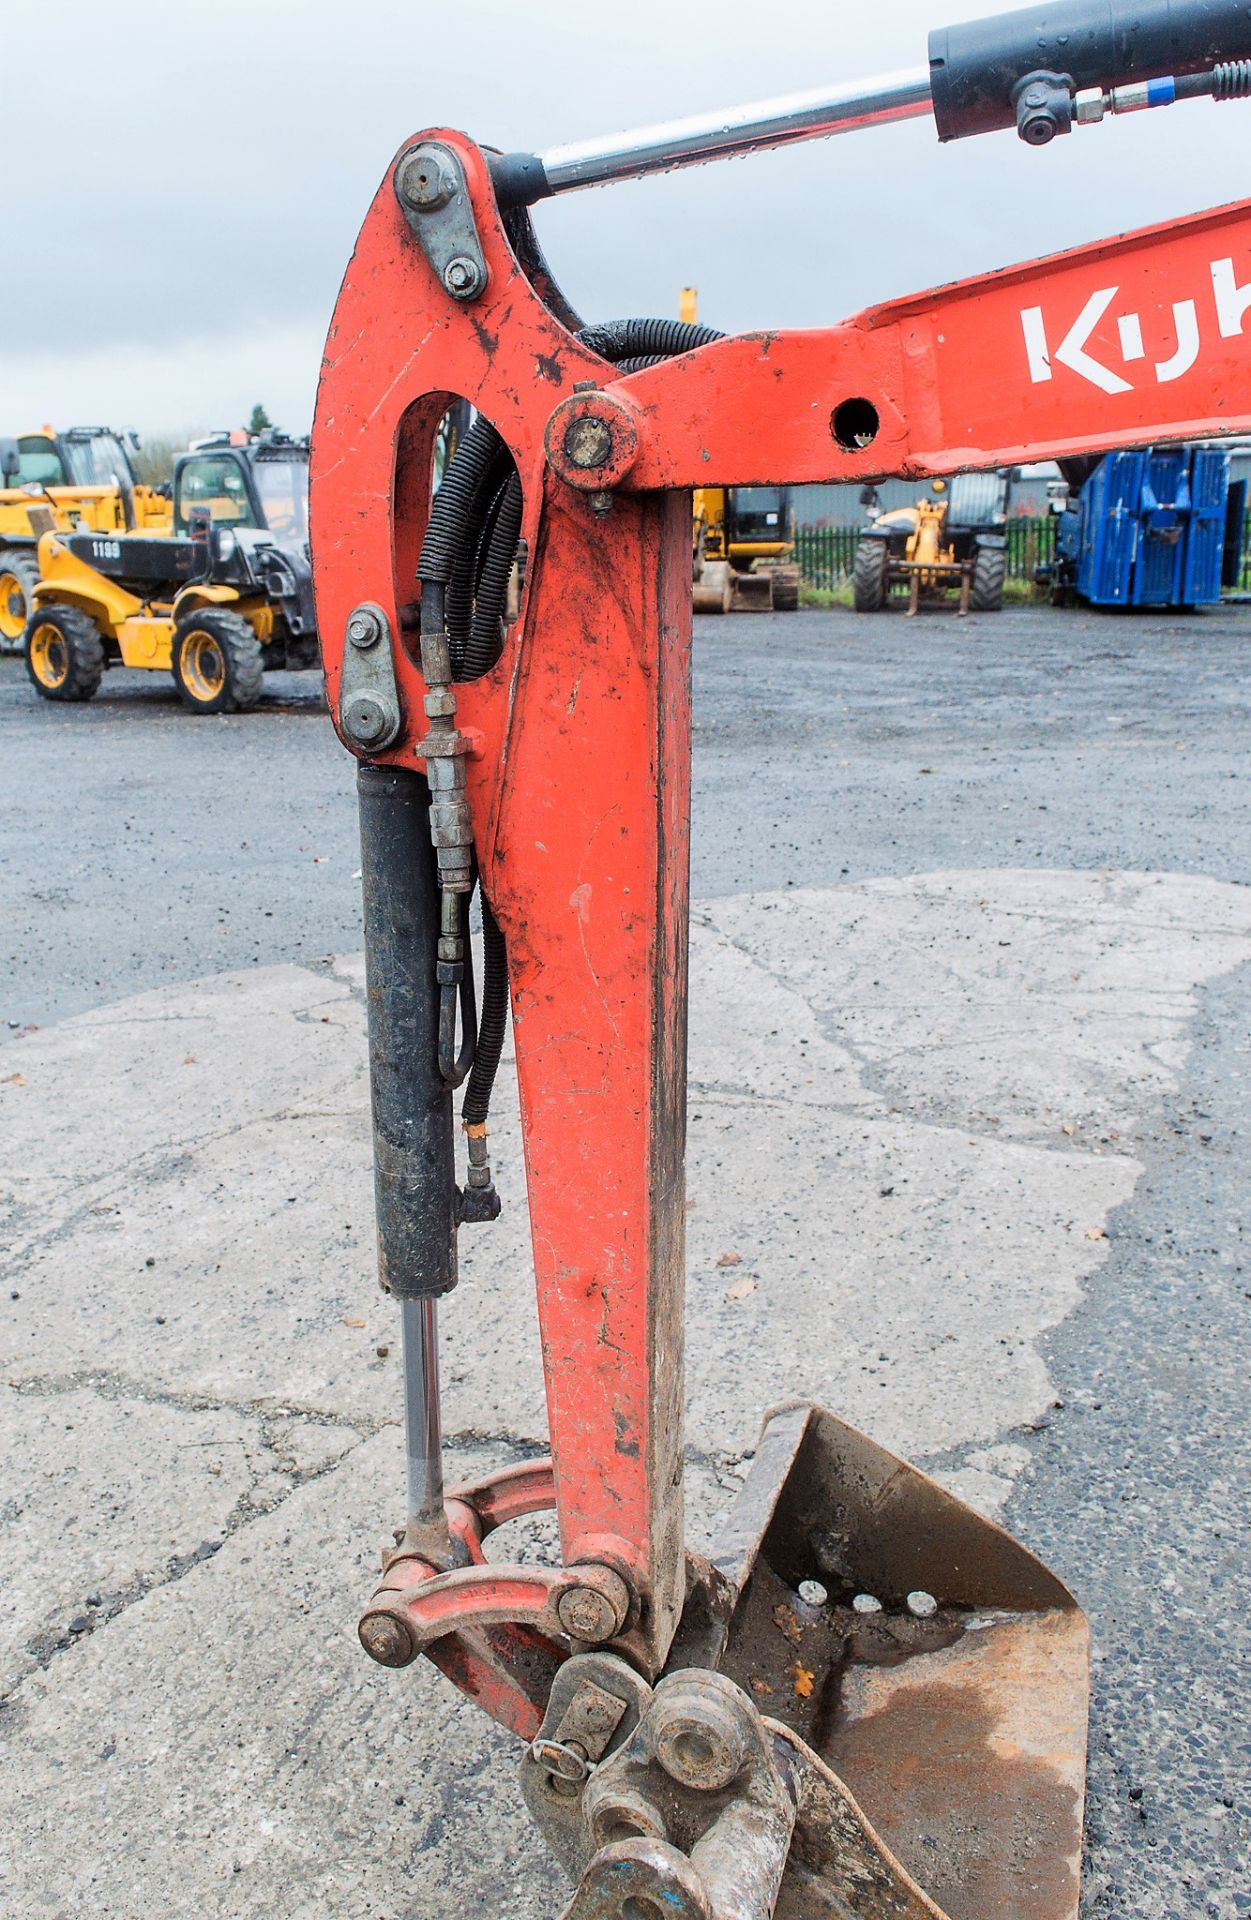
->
[347,610,379,649]
[397,146,456,212]
[563,415,614,471]
[343,692,388,744]
[359,1612,413,1667]
[557,1581,625,1644]
[443,255,484,298]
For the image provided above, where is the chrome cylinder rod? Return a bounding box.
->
[536,67,932,195]
[401,1296,445,1531]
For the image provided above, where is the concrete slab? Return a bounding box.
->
[4,865,1251,1915]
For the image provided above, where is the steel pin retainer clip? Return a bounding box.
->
[338,602,402,754]
[394,141,490,303]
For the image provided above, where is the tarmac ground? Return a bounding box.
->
[1,600,1248,1918]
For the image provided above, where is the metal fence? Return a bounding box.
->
[794,513,1251,593]
[794,518,1058,591]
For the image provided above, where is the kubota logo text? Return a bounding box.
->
[1021,257,1251,394]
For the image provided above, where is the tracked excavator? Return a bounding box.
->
[309,4,1251,1914]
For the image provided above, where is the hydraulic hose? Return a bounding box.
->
[417,312,727,1174]
[462,892,509,1128]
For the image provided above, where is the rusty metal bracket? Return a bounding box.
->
[554,1668,799,1920]
[394,141,489,301]
[531,1661,950,1920]
[337,602,403,755]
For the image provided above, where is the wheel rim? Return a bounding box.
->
[0,569,28,641]
[181,630,227,702]
[28,621,69,689]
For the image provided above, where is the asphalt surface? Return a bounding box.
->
[2,601,1249,1917]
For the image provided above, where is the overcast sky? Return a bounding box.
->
[4,0,1246,438]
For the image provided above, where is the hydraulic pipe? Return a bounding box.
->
[357,763,459,1540]
[356,762,458,1301]
[488,0,1251,207]
[401,1297,445,1530]
[930,0,1251,140]
[534,68,932,195]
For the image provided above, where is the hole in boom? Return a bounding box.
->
[831,397,880,451]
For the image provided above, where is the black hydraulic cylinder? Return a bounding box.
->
[357,763,458,1300]
[930,0,1251,140]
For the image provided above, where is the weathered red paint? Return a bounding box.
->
[312,129,1251,1740]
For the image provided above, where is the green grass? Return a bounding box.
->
[800,582,854,609]
[798,576,1044,611]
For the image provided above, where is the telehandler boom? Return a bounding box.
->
[309,4,1251,1914]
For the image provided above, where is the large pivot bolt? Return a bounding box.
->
[544,390,643,500]
[359,1610,415,1668]
[343,691,392,747]
[396,144,457,212]
[557,1568,632,1644]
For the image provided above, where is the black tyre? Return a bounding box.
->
[970,543,1006,612]
[24,604,105,702]
[0,549,40,654]
[853,538,889,612]
[172,610,264,714]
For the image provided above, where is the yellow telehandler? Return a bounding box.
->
[853,473,1009,614]
[24,431,317,713]
[0,426,170,651]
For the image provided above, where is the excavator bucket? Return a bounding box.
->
[692,1401,1087,1920]
[727,569,776,612]
[525,1400,1087,1920]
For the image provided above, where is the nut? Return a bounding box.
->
[359,1611,414,1667]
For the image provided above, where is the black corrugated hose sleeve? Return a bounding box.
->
[462,891,508,1127]
[418,417,505,585]
[578,316,725,360]
[464,473,523,681]
[416,313,726,1139]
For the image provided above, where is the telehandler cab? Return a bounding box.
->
[308,2,1251,1915]
[0,424,169,652]
[24,430,316,712]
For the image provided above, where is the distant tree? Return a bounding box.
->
[248,403,273,434]
[130,437,179,488]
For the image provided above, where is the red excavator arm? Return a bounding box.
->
[310,6,1251,1916]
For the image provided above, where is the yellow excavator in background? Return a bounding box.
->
[0,426,170,651]
[684,288,801,614]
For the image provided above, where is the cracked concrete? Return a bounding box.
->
[4,598,1251,1919]
[4,862,1250,1916]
